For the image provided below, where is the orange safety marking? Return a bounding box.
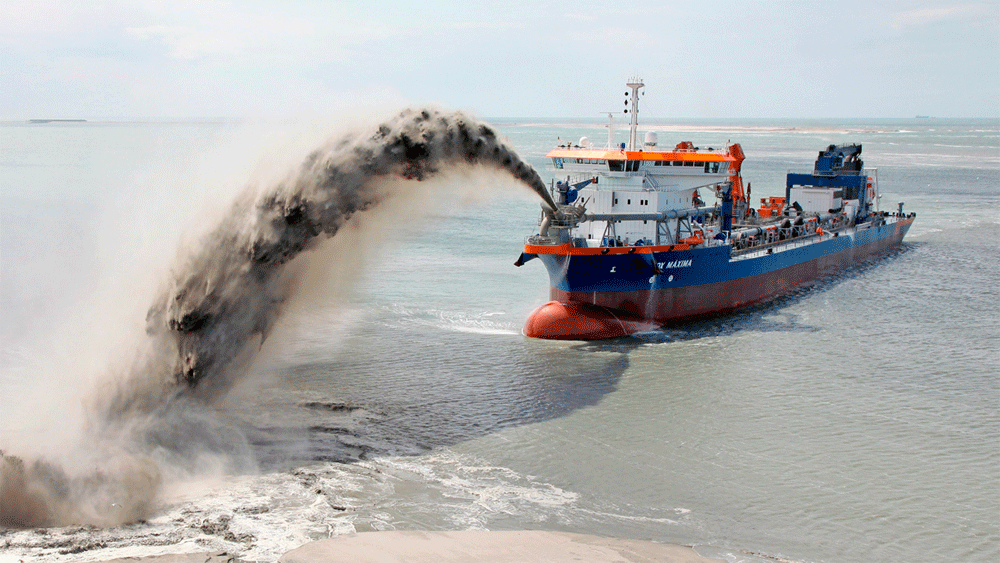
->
[525,243,691,255]
[545,149,735,162]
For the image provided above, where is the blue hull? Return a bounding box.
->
[534,217,914,327]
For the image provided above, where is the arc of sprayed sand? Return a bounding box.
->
[0,109,561,530]
[141,108,556,402]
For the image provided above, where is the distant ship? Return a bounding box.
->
[516,79,916,339]
[28,119,87,124]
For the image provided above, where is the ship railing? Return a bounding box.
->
[729,226,852,260]
[525,234,560,245]
[545,176,594,211]
[641,171,660,189]
[560,173,600,186]
[730,234,818,260]
[668,146,727,154]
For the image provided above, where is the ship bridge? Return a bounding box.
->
[534,79,750,250]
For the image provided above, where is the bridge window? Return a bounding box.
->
[552,158,564,169]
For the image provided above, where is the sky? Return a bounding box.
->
[1,0,998,119]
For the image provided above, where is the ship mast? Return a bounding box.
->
[625,78,644,151]
[604,112,615,149]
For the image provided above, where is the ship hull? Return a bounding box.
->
[525,217,914,339]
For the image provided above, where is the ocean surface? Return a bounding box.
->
[1,114,998,562]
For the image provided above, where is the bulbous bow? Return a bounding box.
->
[523,301,660,340]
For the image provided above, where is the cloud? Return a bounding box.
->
[122,5,380,65]
[2,0,997,118]
[891,3,990,29]
[126,25,239,59]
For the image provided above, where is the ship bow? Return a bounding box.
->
[523,300,660,340]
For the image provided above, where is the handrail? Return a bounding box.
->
[730,232,827,260]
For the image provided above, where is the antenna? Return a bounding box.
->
[603,112,616,149]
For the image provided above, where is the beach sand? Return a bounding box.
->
[94,531,722,563]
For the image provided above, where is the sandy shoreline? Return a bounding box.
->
[93,531,723,563]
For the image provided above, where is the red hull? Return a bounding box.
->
[522,301,660,339]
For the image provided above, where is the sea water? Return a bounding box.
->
[1,116,997,562]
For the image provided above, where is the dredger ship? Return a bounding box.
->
[516,79,916,340]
